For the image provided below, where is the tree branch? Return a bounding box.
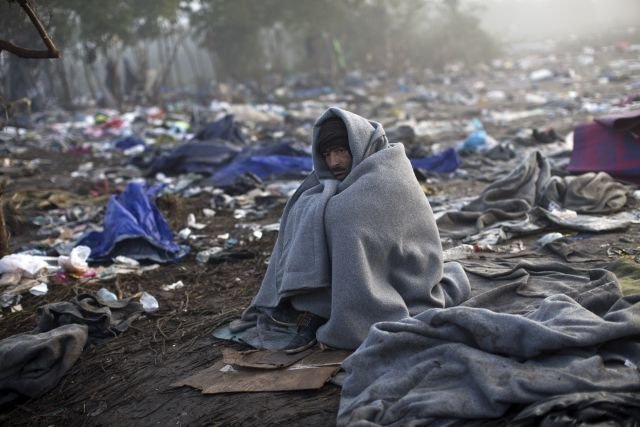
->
[0,0,60,58]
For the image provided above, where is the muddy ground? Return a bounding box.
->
[0,146,350,426]
[1,93,639,425]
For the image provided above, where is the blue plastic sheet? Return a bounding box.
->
[77,182,189,263]
[410,147,460,173]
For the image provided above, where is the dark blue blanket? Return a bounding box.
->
[192,114,246,144]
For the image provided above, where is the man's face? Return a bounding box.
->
[322,145,352,181]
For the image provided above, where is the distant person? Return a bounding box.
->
[230,107,470,352]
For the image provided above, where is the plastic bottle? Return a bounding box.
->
[97,287,118,302]
[140,291,159,313]
[196,247,223,264]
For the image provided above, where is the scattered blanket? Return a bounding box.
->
[338,263,640,426]
[234,107,470,350]
[0,324,87,405]
[437,151,628,241]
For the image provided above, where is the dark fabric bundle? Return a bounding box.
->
[36,293,143,342]
[0,324,87,405]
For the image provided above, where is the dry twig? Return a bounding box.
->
[0,0,60,58]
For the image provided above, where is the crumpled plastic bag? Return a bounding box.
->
[58,245,91,275]
[0,254,49,278]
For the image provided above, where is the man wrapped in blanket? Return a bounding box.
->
[230,107,470,352]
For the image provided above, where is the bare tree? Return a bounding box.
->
[0,0,60,59]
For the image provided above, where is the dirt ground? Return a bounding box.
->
[0,146,350,426]
[0,113,639,426]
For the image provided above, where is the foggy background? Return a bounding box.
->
[479,0,640,40]
[1,0,639,112]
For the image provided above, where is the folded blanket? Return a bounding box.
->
[237,107,470,350]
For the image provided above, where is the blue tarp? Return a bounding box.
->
[211,155,313,187]
[77,182,189,263]
[410,147,460,173]
[210,139,310,187]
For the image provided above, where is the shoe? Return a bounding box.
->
[269,302,300,327]
[283,312,326,354]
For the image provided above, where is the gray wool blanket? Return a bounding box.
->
[0,324,87,405]
[234,107,470,350]
[337,262,640,426]
[437,151,628,240]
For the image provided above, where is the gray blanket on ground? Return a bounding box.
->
[235,107,470,350]
[338,262,640,426]
[437,151,628,240]
[0,324,87,405]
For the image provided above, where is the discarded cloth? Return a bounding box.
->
[0,324,87,405]
[338,277,640,426]
[36,293,144,342]
[234,107,470,351]
[77,182,189,263]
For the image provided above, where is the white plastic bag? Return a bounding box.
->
[58,245,91,275]
[0,254,49,278]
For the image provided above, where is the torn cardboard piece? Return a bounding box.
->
[172,347,351,394]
